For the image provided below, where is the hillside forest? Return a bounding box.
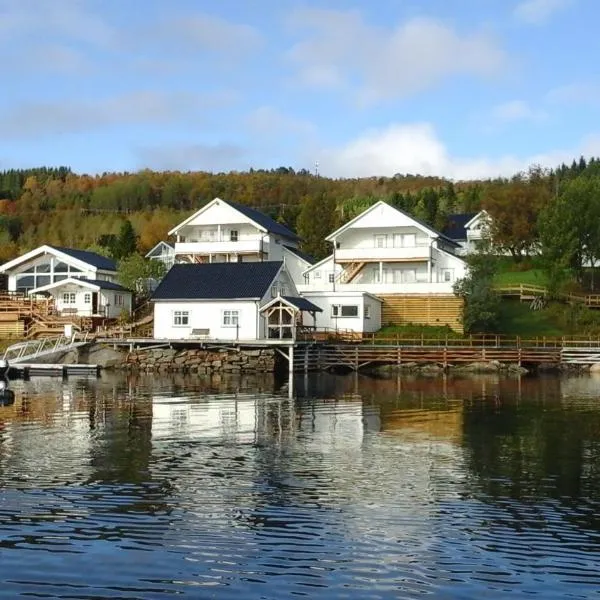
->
[0,158,597,278]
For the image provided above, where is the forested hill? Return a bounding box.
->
[0,157,594,262]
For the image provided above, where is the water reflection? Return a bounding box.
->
[0,372,599,598]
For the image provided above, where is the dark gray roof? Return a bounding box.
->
[282,296,323,312]
[152,261,283,301]
[82,279,130,292]
[223,200,299,241]
[283,245,315,265]
[50,246,117,271]
[442,213,478,241]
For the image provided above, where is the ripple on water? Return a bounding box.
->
[1,374,600,599]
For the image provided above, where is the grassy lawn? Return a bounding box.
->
[494,268,549,287]
[377,324,462,339]
[497,300,565,337]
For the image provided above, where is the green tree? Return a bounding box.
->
[453,239,501,333]
[296,193,337,259]
[538,176,600,289]
[113,219,138,259]
[117,254,166,298]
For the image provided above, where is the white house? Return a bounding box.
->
[145,241,175,270]
[443,210,491,255]
[298,290,382,334]
[168,197,301,267]
[298,201,467,294]
[0,245,119,294]
[28,278,132,319]
[151,261,321,341]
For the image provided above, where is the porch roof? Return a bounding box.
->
[28,277,130,295]
[260,295,323,313]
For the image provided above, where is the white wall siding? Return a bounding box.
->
[153,301,260,340]
[299,292,382,334]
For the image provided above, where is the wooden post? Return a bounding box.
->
[288,345,294,375]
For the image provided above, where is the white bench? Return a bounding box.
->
[190,328,210,339]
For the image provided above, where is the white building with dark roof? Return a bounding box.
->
[168,197,301,266]
[151,261,321,341]
[0,245,132,319]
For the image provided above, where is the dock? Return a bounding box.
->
[8,363,100,379]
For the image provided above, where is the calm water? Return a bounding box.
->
[1,372,600,599]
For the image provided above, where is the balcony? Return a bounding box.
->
[174,239,264,256]
[335,246,431,262]
[297,281,456,294]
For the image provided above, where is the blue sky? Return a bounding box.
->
[1,0,598,179]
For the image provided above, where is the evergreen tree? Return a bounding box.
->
[296,193,337,260]
[112,220,138,259]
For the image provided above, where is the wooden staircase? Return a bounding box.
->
[339,262,365,284]
[0,292,92,339]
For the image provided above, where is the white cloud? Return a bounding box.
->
[286,9,507,103]
[513,0,573,24]
[0,0,115,46]
[490,100,548,123]
[148,13,263,57]
[546,82,600,105]
[0,91,235,138]
[315,122,600,180]
[245,107,316,138]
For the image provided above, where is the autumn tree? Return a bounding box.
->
[482,170,552,261]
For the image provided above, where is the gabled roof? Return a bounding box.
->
[145,241,174,258]
[0,245,116,274]
[282,245,315,265]
[152,261,283,301]
[49,247,117,271]
[260,295,323,313]
[325,200,458,246]
[168,197,299,240]
[442,213,478,241]
[464,209,490,229]
[29,277,130,295]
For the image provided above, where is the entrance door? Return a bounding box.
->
[92,293,99,315]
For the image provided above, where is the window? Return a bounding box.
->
[114,294,124,306]
[442,269,453,282]
[373,267,381,284]
[230,230,239,242]
[331,304,359,318]
[173,311,189,326]
[314,271,321,279]
[63,293,76,304]
[374,234,387,248]
[271,285,278,298]
[223,310,239,327]
[328,273,335,283]
[393,233,416,247]
[84,293,92,304]
[402,270,416,283]
[364,305,371,319]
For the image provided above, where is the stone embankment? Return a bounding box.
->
[79,344,276,374]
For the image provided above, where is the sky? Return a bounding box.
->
[1,0,599,180]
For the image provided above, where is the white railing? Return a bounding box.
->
[335,246,431,262]
[3,332,90,364]
[174,240,264,255]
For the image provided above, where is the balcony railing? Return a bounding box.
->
[335,246,431,262]
[174,240,264,255]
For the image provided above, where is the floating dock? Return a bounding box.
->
[8,363,100,379]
